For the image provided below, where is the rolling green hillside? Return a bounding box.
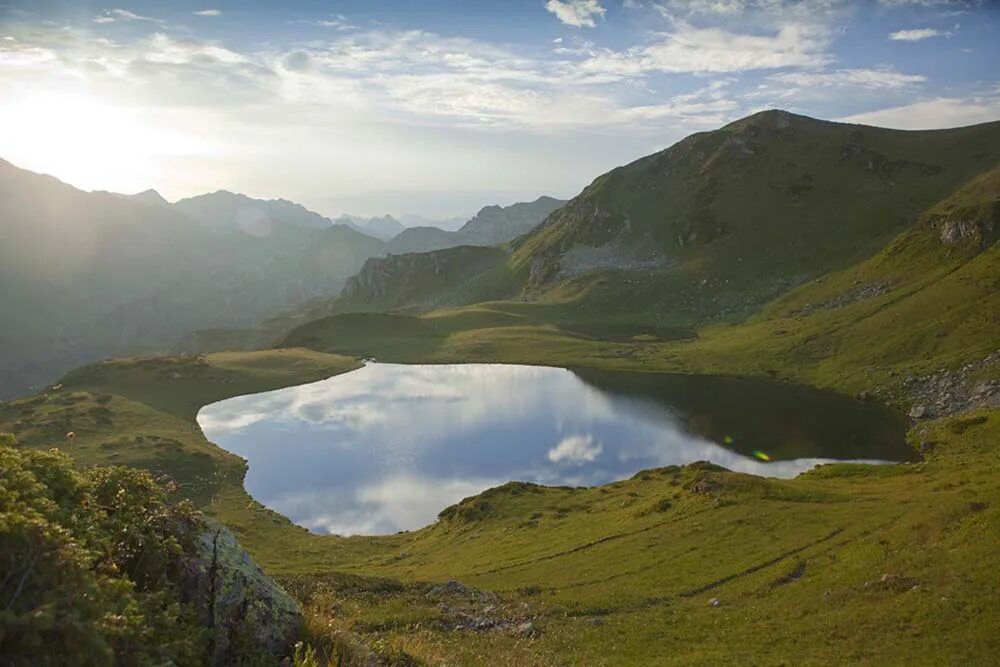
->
[334,246,507,314]
[510,111,999,313]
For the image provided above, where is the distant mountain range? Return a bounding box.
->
[332,198,566,247]
[174,190,333,232]
[385,197,566,254]
[0,159,562,397]
[398,212,468,231]
[335,214,407,241]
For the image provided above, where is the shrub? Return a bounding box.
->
[0,434,206,665]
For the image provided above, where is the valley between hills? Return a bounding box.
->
[3,110,999,665]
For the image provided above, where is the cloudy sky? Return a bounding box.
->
[1,0,998,218]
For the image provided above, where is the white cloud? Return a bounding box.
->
[93,8,160,24]
[545,0,607,28]
[839,93,1000,129]
[653,0,852,18]
[769,67,926,90]
[194,9,222,17]
[888,28,941,41]
[578,22,831,76]
[316,14,356,30]
[548,434,603,464]
[879,0,979,6]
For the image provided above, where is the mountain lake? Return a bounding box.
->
[197,363,916,535]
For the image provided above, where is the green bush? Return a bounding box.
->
[0,434,206,665]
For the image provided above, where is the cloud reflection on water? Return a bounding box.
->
[197,363,891,535]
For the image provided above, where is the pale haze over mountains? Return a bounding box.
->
[0,157,563,397]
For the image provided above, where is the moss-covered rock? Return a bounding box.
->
[182,519,303,665]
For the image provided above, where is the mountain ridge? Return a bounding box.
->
[0,161,383,397]
[324,110,1000,321]
[0,157,567,395]
[173,189,333,232]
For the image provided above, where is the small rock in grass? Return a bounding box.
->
[515,621,535,636]
[708,597,721,607]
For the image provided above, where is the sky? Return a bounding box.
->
[1,0,998,219]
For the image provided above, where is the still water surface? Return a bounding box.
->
[197,363,913,535]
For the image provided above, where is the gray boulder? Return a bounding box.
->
[181,520,303,665]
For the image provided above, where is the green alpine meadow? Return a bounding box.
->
[2,2,999,665]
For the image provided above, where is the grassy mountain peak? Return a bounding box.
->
[494,111,1000,321]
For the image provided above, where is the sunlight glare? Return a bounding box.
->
[0,90,215,194]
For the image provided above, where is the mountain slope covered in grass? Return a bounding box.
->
[327,111,999,323]
[335,245,507,314]
[509,111,999,309]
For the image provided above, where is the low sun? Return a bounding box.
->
[0,89,209,195]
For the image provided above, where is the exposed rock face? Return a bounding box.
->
[557,237,671,279]
[181,521,302,665]
[930,197,999,250]
[937,215,997,248]
[904,352,1000,419]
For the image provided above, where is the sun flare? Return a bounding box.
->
[0,90,212,195]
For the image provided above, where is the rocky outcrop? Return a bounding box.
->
[793,280,894,316]
[904,352,1000,419]
[424,580,537,635]
[929,195,999,250]
[181,520,303,665]
[557,237,671,279]
[937,214,997,249]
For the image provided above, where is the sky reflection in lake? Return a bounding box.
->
[197,363,910,535]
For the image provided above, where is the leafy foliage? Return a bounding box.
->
[0,434,206,665]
